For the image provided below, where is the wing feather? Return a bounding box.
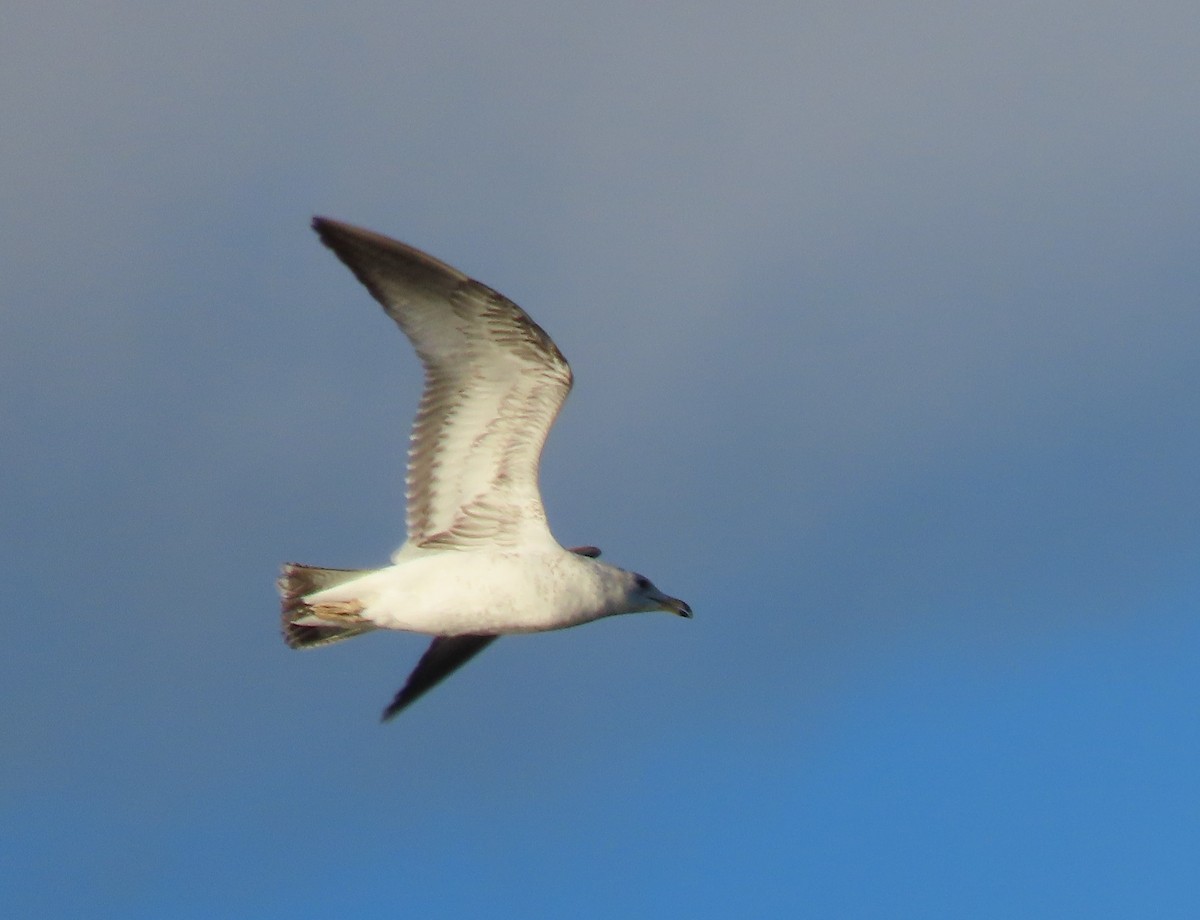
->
[312,218,573,549]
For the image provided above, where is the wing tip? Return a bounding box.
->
[310,216,471,285]
[311,215,364,252]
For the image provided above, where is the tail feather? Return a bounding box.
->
[279,563,377,649]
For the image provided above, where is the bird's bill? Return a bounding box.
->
[655,592,693,618]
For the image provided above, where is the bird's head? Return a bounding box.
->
[623,570,692,618]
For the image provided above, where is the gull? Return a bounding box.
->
[280,218,691,721]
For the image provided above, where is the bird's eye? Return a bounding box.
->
[634,574,651,591]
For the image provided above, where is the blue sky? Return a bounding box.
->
[3,1,1198,916]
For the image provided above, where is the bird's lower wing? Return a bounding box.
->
[381,634,499,721]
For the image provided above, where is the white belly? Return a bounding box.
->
[305,549,606,636]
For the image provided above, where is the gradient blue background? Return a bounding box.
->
[4,1,1198,916]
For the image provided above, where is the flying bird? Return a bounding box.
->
[280,218,691,720]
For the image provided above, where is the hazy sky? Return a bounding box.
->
[4,1,1198,916]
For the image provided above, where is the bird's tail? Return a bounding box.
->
[279,563,377,649]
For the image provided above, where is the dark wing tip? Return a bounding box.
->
[311,214,378,244]
[311,216,467,280]
[311,215,367,252]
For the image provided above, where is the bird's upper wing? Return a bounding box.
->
[313,218,573,551]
